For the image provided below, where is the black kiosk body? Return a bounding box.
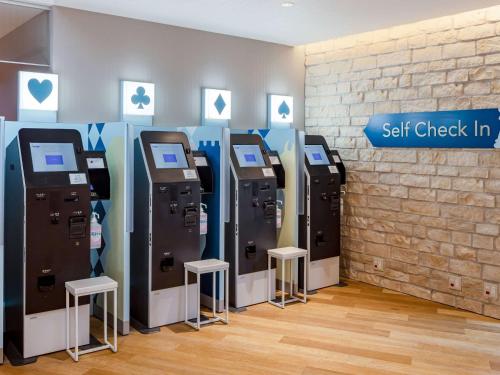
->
[131,131,201,330]
[5,129,91,360]
[299,135,341,291]
[225,134,277,309]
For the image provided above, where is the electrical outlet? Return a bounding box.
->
[449,275,462,291]
[484,283,498,299]
[373,258,384,272]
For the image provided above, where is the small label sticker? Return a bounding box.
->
[69,173,87,185]
[87,158,105,169]
[276,207,282,229]
[183,169,197,179]
[333,155,341,163]
[269,156,281,165]
[328,165,338,174]
[262,168,274,177]
[194,156,208,167]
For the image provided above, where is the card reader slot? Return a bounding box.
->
[245,244,257,259]
[37,275,55,293]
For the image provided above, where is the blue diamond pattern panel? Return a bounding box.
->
[214,94,226,115]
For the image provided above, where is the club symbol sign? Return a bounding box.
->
[269,95,293,126]
[121,81,155,117]
[19,71,59,112]
[131,86,151,109]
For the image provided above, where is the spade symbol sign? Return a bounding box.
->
[278,100,290,119]
[131,86,150,109]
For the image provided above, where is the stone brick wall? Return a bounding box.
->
[304,6,500,318]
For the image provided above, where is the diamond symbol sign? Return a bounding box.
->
[203,88,231,122]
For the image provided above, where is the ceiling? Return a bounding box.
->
[0,2,44,39]
[15,0,500,45]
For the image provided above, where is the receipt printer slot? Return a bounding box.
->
[69,216,87,238]
[37,275,55,293]
[184,206,198,227]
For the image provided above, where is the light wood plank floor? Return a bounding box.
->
[2,279,500,375]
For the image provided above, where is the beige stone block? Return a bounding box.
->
[350,79,373,92]
[400,174,429,188]
[470,66,499,81]
[427,30,457,46]
[409,188,436,202]
[420,216,448,229]
[436,190,458,204]
[452,178,483,192]
[418,151,447,165]
[446,69,469,83]
[409,273,430,288]
[476,223,500,236]
[472,234,494,250]
[308,64,331,76]
[459,167,489,178]
[401,283,432,300]
[447,219,475,232]
[374,101,400,114]
[381,150,417,163]
[407,264,431,276]
[477,36,500,54]
[382,66,403,77]
[330,60,353,74]
[456,297,483,314]
[428,59,456,72]
[390,185,408,198]
[455,246,476,261]
[442,205,484,222]
[341,92,363,105]
[388,88,418,101]
[431,176,451,189]
[377,51,412,68]
[483,264,500,282]
[485,180,500,193]
[399,74,412,88]
[384,268,409,282]
[420,253,449,271]
[416,16,453,33]
[438,97,471,111]
[477,250,500,265]
[484,305,500,320]
[427,228,451,242]
[457,24,496,41]
[440,243,454,257]
[458,192,495,208]
[432,84,463,98]
[364,90,388,103]
[336,81,351,93]
[442,42,476,58]
[374,77,398,90]
[418,86,432,99]
[352,56,377,71]
[350,103,373,116]
[402,201,439,216]
[412,46,442,63]
[472,94,500,109]
[432,292,456,306]
[449,259,481,278]
[360,229,386,244]
[457,56,483,68]
[386,234,411,249]
[486,6,500,22]
[380,278,402,291]
[464,82,491,96]
[390,247,418,264]
[412,72,446,86]
[451,231,472,246]
[479,152,500,167]
[461,277,484,299]
[403,63,428,74]
[366,196,401,211]
[454,9,486,28]
[365,243,390,258]
[401,99,437,112]
[493,80,500,93]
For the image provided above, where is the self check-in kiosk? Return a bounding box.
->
[299,135,341,291]
[5,128,91,363]
[131,131,200,331]
[226,134,277,309]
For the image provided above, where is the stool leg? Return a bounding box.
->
[104,291,108,345]
[212,271,216,318]
[184,268,188,324]
[290,258,293,299]
[303,255,307,303]
[75,295,79,361]
[196,273,201,330]
[66,290,69,352]
[113,288,118,352]
[225,269,229,324]
[267,254,271,303]
[281,258,285,308]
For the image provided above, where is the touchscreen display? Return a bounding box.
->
[150,143,188,169]
[30,143,78,172]
[233,144,266,168]
[304,144,330,166]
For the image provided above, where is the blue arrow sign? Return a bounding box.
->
[364,108,500,148]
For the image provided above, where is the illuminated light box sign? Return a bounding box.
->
[18,71,59,122]
[364,109,500,148]
[268,94,293,128]
[121,80,155,126]
[202,88,231,127]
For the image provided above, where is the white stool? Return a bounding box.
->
[267,247,308,309]
[184,259,229,330]
[65,276,118,362]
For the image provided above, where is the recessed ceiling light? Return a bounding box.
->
[281,1,295,7]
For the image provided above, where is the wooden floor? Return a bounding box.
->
[2,279,500,375]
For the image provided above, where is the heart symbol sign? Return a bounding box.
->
[28,78,53,104]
